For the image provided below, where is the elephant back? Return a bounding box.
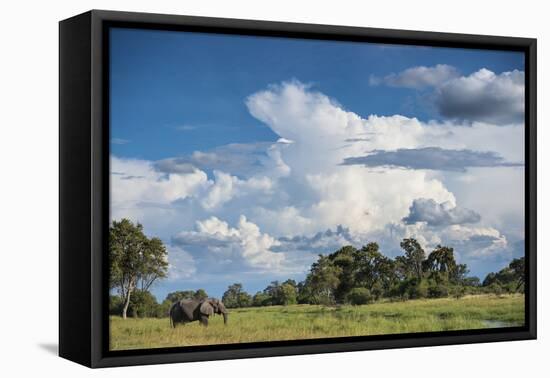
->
[178,299,200,320]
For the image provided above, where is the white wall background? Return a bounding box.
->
[0,0,546,375]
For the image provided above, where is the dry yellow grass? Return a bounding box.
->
[110,294,524,350]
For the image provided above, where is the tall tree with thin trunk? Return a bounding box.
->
[109,219,168,319]
[400,238,426,280]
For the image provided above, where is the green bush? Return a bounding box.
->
[449,285,466,299]
[156,299,172,318]
[252,292,272,306]
[109,295,123,315]
[502,282,520,294]
[409,280,428,299]
[428,284,449,298]
[398,278,428,299]
[486,282,504,297]
[346,287,373,305]
[129,290,160,318]
[370,282,384,300]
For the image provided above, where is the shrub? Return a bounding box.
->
[399,278,428,299]
[109,295,123,315]
[428,284,449,298]
[253,292,272,306]
[449,285,466,299]
[502,282,519,294]
[487,282,504,297]
[387,283,407,300]
[156,299,172,318]
[370,282,384,300]
[409,280,428,299]
[279,283,297,305]
[129,290,160,318]
[347,287,373,305]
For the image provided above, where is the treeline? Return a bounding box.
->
[109,218,525,317]
[111,238,525,317]
[220,240,525,308]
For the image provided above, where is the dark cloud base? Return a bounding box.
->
[403,198,481,226]
[342,147,523,172]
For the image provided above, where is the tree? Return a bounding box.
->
[259,281,296,305]
[165,289,209,303]
[279,283,297,305]
[128,289,159,318]
[304,255,341,305]
[427,283,449,298]
[328,246,357,302]
[482,257,525,293]
[423,245,457,286]
[346,287,373,305]
[109,295,123,315]
[404,278,428,299]
[482,272,498,287]
[394,255,410,281]
[354,243,380,288]
[137,237,170,292]
[450,285,466,299]
[424,246,457,274]
[193,289,209,301]
[252,291,270,306]
[165,290,195,303]
[509,257,525,290]
[238,292,253,307]
[282,279,297,288]
[370,281,384,300]
[263,281,281,304]
[463,276,481,287]
[487,282,504,297]
[354,242,397,296]
[399,238,426,280]
[296,281,313,304]
[110,219,168,319]
[374,255,398,294]
[158,299,173,318]
[222,283,251,308]
[451,264,469,285]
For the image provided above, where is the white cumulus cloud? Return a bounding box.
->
[172,215,307,274]
[200,171,274,210]
[436,69,524,124]
[371,65,524,125]
[110,156,209,235]
[111,79,524,282]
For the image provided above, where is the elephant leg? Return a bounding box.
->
[200,315,209,327]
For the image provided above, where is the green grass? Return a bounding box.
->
[109,294,525,350]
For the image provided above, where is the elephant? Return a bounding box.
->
[169,297,228,328]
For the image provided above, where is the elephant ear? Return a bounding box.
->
[200,300,214,316]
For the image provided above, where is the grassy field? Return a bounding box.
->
[110,294,524,350]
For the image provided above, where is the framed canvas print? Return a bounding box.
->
[59,10,536,368]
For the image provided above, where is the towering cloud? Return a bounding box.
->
[111,80,524,284]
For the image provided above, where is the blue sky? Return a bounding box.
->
[110,28,523,159]
[110,27,525,300]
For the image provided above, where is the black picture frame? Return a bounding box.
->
[59,9,537,368]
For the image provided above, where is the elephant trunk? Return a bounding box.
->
[222,312,228,325]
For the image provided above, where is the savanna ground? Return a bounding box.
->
[109,294,524,350]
